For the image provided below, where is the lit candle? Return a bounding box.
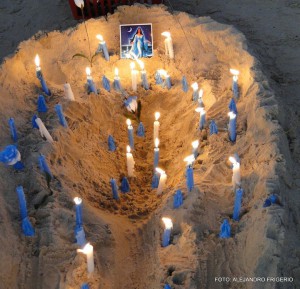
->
[233,188,243,221]
[35,54,51,96]
[191,140,199,158]
[64,82,75,101]
[113,67,122,91]
[156,167,167,195]
[228,111,237,142]
[138,60,149,90]
[195,107,206,130]
[161,217,173,247]
[161,32,174,59]
[35,118,54,143]
[77,243,94,274]
[230,69,239,98]
[86,67,98,94]
[126,119,134,150]
[8,117,18,142]
[74,197,83,229]
[96,34,109,61]
[184,155,195,192]
[126,145,135,177]
[55,104,68,128]
[229,156,241,191]
[130,62,138,91]
[154,138,160,169]
[153,112,160,144]
[191,82,199,101]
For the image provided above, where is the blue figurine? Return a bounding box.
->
[32,114,39,129]
[120,177,130,193]
[55,104,68,127]
[228,98,238,114]
[209,120,218,135]
[37,95,48,113]
[110,178,119,200]
[173,190,183,209]
[9,117,18,142]
[108,135,116,152]
[182,76,188,92]
[219,219,231,238]
[102,75,111,92]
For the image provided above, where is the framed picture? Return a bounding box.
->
[120,23,153,59]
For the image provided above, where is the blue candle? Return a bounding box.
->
[228,98,238,114]
[55,104,68,127]
[209,120,218,135]
[162,217,173,247]
[233,188,243,221]
[108,135,116,151]
[230,69,240,98]
[126,119,134,150]
[141,70,149,90]
[192,140,199,158]
[35,55,51,96]
[154,137,160,169]
[102,75,111,92]
[165,74,172,90]
[113,68,122,91]
[86,67,98,94]
[9,117,18,142]
[164,284,171,289]
[137,122,145,137]
[37,95,48,113]
[173,190,183,209]
[228,112,237,142]
[219,219,231,238]
[39,154,53,179]
[81,284,90,289]
[182,76,188,92]
[151,172,160,188]
[32,114,39,129]
[74,197,83,229]
[186,165,194,192]
[195,107,206,130]
[110,178,119,200]
[120,177,130,193]
[155,70,164,84]
[96,34,110,61]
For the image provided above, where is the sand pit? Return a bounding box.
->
[0,4,285,289]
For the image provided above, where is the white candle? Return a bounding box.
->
[77,243,94,274]
[130,62,138,91]
[35,54,41,72]
[162,32,174,59]
[156,167,167,195]
[229,156,241,190]
[35,118,54,143]
[126,145,135,177]
[64,82,75,101]
[154,112,160,144]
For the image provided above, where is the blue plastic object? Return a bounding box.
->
[164,285,172,289]
[55,104,68,127]
[108,135,116,152]
[232,79,239,98]
[39,154,53,179]
[154,149,159,169]
[141,72,149,90]
[162,228,171,247]
[36,70,51,96]
[37,95,48,113]
[228,98,238,114]
[151,173,160,189]
[113,78,122,91]
[173,190,183,209]
[219,219,231,238]
[110,178,119,200]
[81,283,90,289]
[137,122,145,137]
[186,165,194,192]
[102,75,111,92]
[128,127,134,150]
[87,78,98,94]
[199,112,206,130]
[32,114,39,129]
[9,118,18,142]
[0,145,24,170]
[233,188,243,221]
[155,70,164,84]
[120,177,130,193]
[228,114,237,142]
[182,76,188,92]
[209,120,218,135]
[165,76,172,90]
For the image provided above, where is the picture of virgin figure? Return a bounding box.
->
[120,24,153,59]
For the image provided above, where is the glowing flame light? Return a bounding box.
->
[198,89,203,99]
[155,138,159,148]
[158,69,167,77]
[126,119,132,126]
[184,154,195,165]
[161,31,171,38]
[162,217,173,229]
[191,82,198,90]
[130,62,135,70]
[96,34,103,41]
[155,112,161,121]
[192,140,199,149]
[229,156,238,165]
[115,67,119,76]
[155,167,165,175]
[35,54,40,67]
[86,67,91,76]
[77,242,93,255]
[195,107,206,114]
[73,197,82,205]
[228,112,236,119]
[137,60,144,70]
[126,145,131,154]
[230,69,240,76]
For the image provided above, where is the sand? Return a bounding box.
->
[0,2,299,289]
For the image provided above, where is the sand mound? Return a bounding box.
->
[0,5,285,289]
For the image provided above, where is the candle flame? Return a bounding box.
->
[229,156,237,164]
[198,89,203,98]
[115,67,119,76]
[96,34,103,41]
[35,54,40,67]
[184,154,195,164]
[137,60,144,70]
[161,31,171,38]
[192,140,199,149]
[162,217,173,229]
[155,167,165,175]
[155,112,160,121]
[191,82,198,90]
[73,197,82,205]
[233,75,238,82]
[158,69,167,77]
[130,62,135,70]
[126,118,131,126]
[195,107,206,114]
[155,138,159,148]
[77,242,93,255]
[86,67,91,76]
[230,69,240,76]
[228,111,236,119]
[126,145,131,154]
